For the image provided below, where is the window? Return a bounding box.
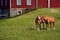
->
[16,0,21,5]
[27,0,31,5]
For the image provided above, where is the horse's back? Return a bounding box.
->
[48,17,55,22]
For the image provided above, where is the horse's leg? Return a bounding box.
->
[46,22,47,29]
[36,23,40,31]
[47,23,50,30]
[43,22,44,29]
[45,22,49,30]
[36,23,38,30]
[39,23,41,30]
[50,22,52,28]
[53,22,55,30]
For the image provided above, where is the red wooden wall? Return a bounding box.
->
[38,0,48,8]
[11,0,36,9]
[51,0,60,8]
[11,0,60,8]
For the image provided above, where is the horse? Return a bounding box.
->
[41,16,55,30]
[35,16,45,31]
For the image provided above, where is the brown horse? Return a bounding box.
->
[35,16,44,31]
[41,16,55,30]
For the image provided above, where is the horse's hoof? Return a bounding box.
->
[53,28,55,30]
[37,28,40,31]
[47,28,50,30]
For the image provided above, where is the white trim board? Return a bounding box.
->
[10,0,11,9]
[48,0,50,8]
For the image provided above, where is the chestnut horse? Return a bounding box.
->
[41,16,55,30]
[35,16,44,31]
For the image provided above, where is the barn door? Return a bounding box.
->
[0,0,10,18]
[38,0,48,8]
[2,0,10,9]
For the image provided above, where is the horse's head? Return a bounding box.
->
[37,16,41,20]
[35,16,41,23]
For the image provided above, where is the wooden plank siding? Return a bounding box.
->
[11,0,36,9]
[38,0,48,8]
[50,0,60,8]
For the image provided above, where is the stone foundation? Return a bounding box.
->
[10,8,26,17]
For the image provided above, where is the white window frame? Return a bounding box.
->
[16,0,21,5]
[27,0,31,5]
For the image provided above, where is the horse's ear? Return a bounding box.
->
[43,16,46,17]
[37,16,39,17]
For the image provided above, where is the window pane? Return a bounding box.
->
[27,0,31,5]
[16,0,21,5]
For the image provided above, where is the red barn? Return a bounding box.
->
[0,0,60,17]
[11,0,60,8]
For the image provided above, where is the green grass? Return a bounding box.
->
[0,8,60,40]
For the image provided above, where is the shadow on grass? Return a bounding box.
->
[26,27,37,31]
[28,28,36,30]
[0,8,37,19]
[27,27,47,31]
[0,18,7,22]
[41,28,47,30]
[57,17,60,19]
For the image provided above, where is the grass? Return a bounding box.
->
[0,8,60,40]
